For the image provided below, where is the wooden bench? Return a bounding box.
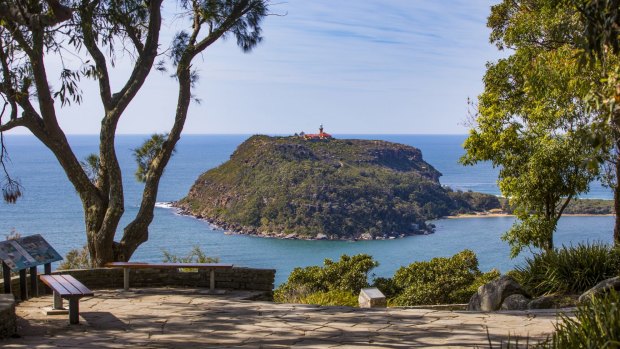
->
[104,262,234,291]
[39,274,94,324]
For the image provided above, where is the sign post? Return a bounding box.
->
[0,235,62,301]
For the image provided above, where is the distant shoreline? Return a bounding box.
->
[445,213,615,219]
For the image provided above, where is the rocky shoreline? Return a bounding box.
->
[169,202,435,241]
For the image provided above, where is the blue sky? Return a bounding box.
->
[21,0,502,135]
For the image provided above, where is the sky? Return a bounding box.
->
[15,0,504,135]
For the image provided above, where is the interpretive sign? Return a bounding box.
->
[0,234,62,272]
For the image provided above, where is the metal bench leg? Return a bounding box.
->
[68,298,79,324]
[53,291,64,310]
[210,269,215,291]
[123,268,129,290]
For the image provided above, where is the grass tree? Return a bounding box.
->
[0,0,270,266]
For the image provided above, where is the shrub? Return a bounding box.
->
[389,249,497,306]
[372,276,400,300]
[300,290,359,307]
[513,242,620,297]
[161,245,219,272]
[537,290,620,348]
[162,245,219,263]
[274,254,378,304]
[450,269,501,302]
[59,245,91,270]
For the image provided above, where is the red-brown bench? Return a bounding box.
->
[104,262,234,291]
[39,274,94,324]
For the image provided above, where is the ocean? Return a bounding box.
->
[0,134,614,285]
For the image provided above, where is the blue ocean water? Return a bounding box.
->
[0,134,614,285]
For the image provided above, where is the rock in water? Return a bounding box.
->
[468,275,527,311]
[176,135,500,240]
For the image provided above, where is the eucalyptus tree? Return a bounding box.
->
[0,0,269,266]
[568,0,620,245]
[462,0,609,255]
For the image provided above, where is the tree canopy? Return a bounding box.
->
[462,0,618,255]
[0,0,270,265]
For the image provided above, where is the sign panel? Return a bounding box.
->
[0,234,62,272]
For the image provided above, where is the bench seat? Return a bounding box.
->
[39,274,94,324]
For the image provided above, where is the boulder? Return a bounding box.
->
[578,276,620,304]
[500,294,530,310]
[467,275,527,311]
[528,295,559,309]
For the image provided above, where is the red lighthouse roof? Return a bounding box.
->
[303,125,333,140]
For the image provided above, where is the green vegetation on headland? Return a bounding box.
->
[495,197,614,216]
[176,135,503,240]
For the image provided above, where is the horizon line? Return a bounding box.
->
[4,132,471,136]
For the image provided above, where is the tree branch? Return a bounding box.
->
[0,0,73,28]
[80,2,113,109]
[110,0,163,113]
[0,117,25,132]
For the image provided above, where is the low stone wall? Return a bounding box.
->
[0,294,16,339]
[0,266,275,299]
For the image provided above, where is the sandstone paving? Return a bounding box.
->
[2,288,567,348]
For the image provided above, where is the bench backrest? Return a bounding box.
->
[105,262,233,269]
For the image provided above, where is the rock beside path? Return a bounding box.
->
[579,276,620,304]
[468,275,528,311]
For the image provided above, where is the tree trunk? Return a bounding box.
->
[614,85,620,247]
[615,145,620,246]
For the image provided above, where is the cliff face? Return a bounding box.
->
[176,135,497,240]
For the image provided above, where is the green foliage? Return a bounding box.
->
[388,250,499,306]
[162,245,219,263]
[562,199,614,214]
[274,254,378,304]
[299,290,359,307]
[133,134,173,183]
[512,243,620,297]
[538,290,620,349]
[461,0,611,256]
[450,269,502,303]
[372,277,400,300]
[59,245,91,270]
[446,189,502,214]
[275,251,500,307]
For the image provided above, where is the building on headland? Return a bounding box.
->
[303,125,333,140]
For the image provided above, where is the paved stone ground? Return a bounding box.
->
[3,288,566,348]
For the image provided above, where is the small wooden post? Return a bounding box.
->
[29,266,37,297]
[210,269,215,291]
[2,262,10,294]
[123,268,130,290]
[19,269,27,301]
